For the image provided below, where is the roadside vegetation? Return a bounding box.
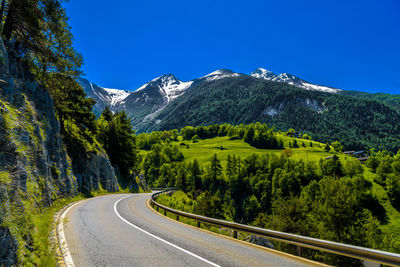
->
[138,123,400,266]
[1,0,400,265]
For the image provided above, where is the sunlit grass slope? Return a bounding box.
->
[169,135,337,166]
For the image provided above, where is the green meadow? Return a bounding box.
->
[169,134,337,166]
[139,133,400,249]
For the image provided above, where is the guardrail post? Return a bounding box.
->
[164,210,166,216]
[233,230,238,239]
[296,246,302,257]
[177,215,179,221]
[156,206,159,212]
[197,221,200,228]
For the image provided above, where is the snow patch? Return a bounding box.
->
[203,70,229,77]
[300,83,340,93]
[135,75,193,103]
[251,67,275,79]
[205,73,240,82]
[263,107,279,116]
[202,69,240,82]
[251,67,341,94]
[103,88,131,106]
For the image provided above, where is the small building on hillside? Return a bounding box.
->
[343,150,370,162]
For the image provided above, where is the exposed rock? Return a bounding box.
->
[0,227,17,267]
[244,235,275,249]
[75,153,119,193]
[263,106,279,117]
[0,37,119,266]
[300,98,326,113]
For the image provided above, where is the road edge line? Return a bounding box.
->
[55,201,82,267]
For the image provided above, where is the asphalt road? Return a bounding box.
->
[63,193,322,267]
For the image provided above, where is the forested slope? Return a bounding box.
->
[145,76,400,152]
[138,126,400,266]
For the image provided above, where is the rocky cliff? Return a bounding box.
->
[0,39,118,266]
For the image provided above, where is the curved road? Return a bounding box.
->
[63,193,324,267]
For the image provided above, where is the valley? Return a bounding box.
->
[0,0,399,266]
[81,68,400,152]
[136,126,400,265]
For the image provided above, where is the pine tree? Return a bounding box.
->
[1,0,97,155]
[97,110,138,178]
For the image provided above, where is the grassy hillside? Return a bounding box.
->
[144,75,400,152]
[169,135,335,166]
[139,132,400,259]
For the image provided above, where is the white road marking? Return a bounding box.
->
[58,202,81,267]
[114,195,221,267]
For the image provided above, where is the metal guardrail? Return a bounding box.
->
[151,189,400,266]
[149,187,179,191]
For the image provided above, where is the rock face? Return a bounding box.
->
[0,227,17,267]
[75,153,119,193]
[244,235,275,249]
[0,38,118,265]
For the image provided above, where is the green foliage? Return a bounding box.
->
[167,123,283,149]
[0,170,11,184]
[149,75,400,152]
[366,156,380,173]
[154,148,399,264]
[141,142,184,186]
[194,191,224,219]
[387,174,400,210]
[376,156,393,185]
[331,141,343,152]
[324,143,331,152]
[343,157,364,178]
[191,134,199,143]
[281,148,293,158]
[2,0,100,160]
[293,139,299,148]
[157,191,196,212]
[97,108,139,178]
[320,155,344,177]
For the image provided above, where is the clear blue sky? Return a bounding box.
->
[64,0,400,94]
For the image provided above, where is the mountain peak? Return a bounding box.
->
[103,88,131,106]
[150,74,177,83]
[201,69,240,81]
[134,73,193,104]
[250,69,340,93]
[136,74,180,92]
[250,67,276,79]
[277,72,304,83]
[204,69,235,77]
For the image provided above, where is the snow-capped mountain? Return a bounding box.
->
[80,67,347,129]
[102,88,131,106]
[78,77,132,116]
[200,69,241,82]
[136,74,193,103]
[250,67,341,93]
[112,74,195,128]
[250,67,276,80]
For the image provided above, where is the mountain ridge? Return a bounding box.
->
[80,66,343,116]
[80,68,400,151]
